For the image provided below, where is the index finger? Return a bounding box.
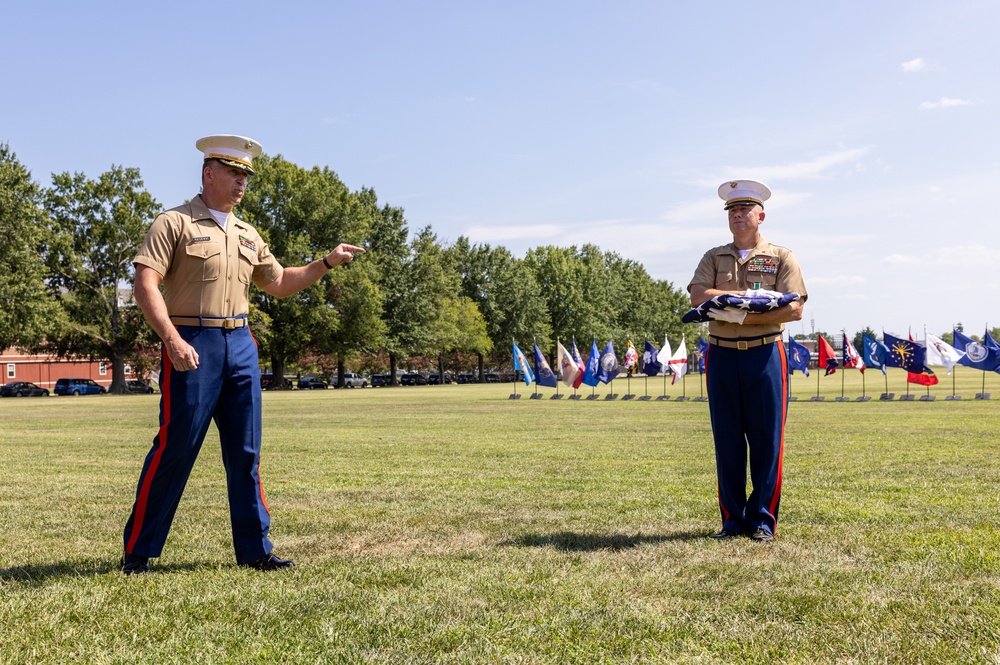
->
[342,244,366,253]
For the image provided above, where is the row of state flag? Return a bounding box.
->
[512,337,704,389]
[787,328,1000,386]
[513,327,1000,390]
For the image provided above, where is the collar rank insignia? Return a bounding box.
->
[239,235,257,252]
[746,256,778,274]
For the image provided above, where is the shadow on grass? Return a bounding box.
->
[499,531,704,551]
[0,560,207,585]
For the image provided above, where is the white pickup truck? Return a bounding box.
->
[339,372,368,388]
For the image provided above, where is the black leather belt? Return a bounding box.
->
[710,334,781,350]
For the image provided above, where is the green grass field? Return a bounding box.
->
[2,370,1000,664]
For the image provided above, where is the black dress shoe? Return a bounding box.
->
[240,552,295,571]
[708,529,741,539]
[121,553,150,575]
[749,528,774,542]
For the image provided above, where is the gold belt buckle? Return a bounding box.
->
[737,340,749,351]
[224,318,236,329]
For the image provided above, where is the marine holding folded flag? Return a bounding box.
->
[686,180,807,542]
[120,135,365,575]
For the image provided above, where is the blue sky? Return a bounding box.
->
[4,1,998,341]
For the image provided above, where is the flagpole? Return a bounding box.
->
[815,359,820,398]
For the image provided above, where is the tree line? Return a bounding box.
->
[0,144,699,393]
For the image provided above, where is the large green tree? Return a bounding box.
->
[0,144,59,351]
[452,237,550,372]
[41,165,160,393]
[238,155,377,384]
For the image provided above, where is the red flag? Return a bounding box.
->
[907,330,939,385]
[818,335,838,375]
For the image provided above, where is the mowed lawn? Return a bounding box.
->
[2,371,1000,664]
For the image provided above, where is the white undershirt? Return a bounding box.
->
[207,208,229,230]
[738,249,751,261]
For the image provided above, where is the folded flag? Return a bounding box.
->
[681,292,801,324]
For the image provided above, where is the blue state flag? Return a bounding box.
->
[787,337,811,376]
[533,343,558,388]
[695,337,709,373]
[581,340,600,387]
[954,329,1000,371]
[512,341,534,385]
[642,339,662,377]
[596,340,620,384]
[862,333,888,375]
[883,332,925,373]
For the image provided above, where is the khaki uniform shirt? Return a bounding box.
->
[687,236,807,339]
[133,195,283,318]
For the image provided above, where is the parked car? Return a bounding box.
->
[427,372,453,385]
[53,378,106,396]
[336,372,368,388]
[371,373,390,387]
[400,373,428,386]
[261,374,293,390]
[0,381,49,397]
[484,373,501,383]
[298,377,329,390]
[456,373,478,384]
[126,380,155,394]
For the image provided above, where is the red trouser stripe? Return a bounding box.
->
[769,341,789,522]
[125,350,173,554]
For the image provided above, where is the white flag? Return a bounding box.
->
[925,333,965,375]
[556,340,583,388]
[657,335,673,375]
[668,336,688,384]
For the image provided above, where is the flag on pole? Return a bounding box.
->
[512,341,534,386]
[862,333,888,375]
[581,339,600,387]
[818,335,838,375]
[787,337,810,376]
[623,340,639,374]
[533,343,558,387]
[557,340,584,388]
[842,334,865,373]
[953,329,1000,371]
[596,340,620,384]
[641,339,662,376]
[925,333,964,375]
[695,337,709,373]
[668,336,688,384]
[883,332,926,372]
[657,335,673,375]
[906,331,938,386]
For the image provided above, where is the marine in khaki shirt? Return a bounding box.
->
[133,195,283,320]
[688,237,808,340]
[121,135,365,576]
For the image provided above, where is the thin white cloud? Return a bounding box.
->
[920,97,972,110]
[883,244,991,268]
[464,223,564,242]
[809,275,867,287]
[901,58,926,73]
[711,148,871,184]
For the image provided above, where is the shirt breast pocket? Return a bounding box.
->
[749,273,778,290]
[185,242,222,282]
[237,245,259,285]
